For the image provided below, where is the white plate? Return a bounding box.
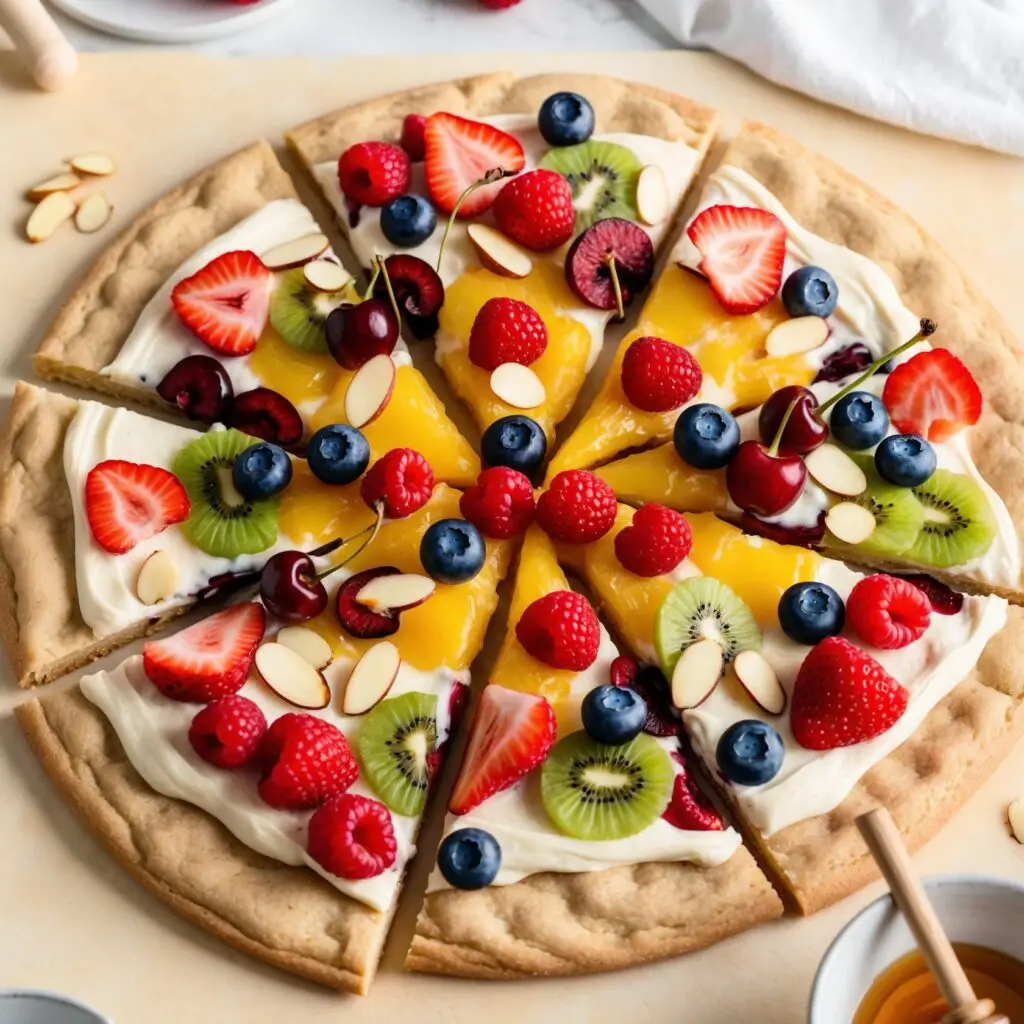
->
[48,0,296,44]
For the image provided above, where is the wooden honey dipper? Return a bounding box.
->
[0,0,77,91]
[857,809,1009,1024]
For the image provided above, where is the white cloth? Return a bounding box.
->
[635,0,1024,156]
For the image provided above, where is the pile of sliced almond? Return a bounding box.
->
[25,152,116,243]
[670,640,787,717]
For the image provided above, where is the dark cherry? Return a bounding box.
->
[335,566,402,639]
[374,254,445,340]
[259,551,328,623]
[156,355,234,424]
[325,298,399,370]
[739,511,826,549]
[230,388,303,447]
[565,217,654,314]
[628,666,680,738]
[899,574,964,616]
[726,439,807,517]
[758,385,828,455]
[813,342,873,384]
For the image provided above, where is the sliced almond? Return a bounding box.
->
[733,650,786,716]
[356,573,436,613]
[135,550,179,606]
[68,152,116,177]
[804,444,867,497]
[261,233,329,270]
[26,191,76,242]
[670,639,724,710]
[303,258,350,293]
[636,165,669,226]
[490,362,546,410]
[255,642,331,709]
[1008,798,1024,844]
[74,193,112,234]
[825,501,876,545]
[467,223,533,279]
[342,641,401,716]
[26,172,80,202]
[275,625,333,670]
[345,353,396,428]
[764,316,830,357]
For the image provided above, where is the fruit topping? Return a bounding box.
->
[341,641,402,715]
[834,453,923,556]
[135,549,180,606]
[172,429,279,557]
[420,518,486,584]
[515,589,601,673]
[882,347,982,442]
[686,205,787,315]
[275,625,333,669]
[259,550,327,623]
[143,602,266,703]
[790,636,909,750]
[540,140,641,232]
[75,194,112,234]
[344,353,397,429]
[25,191,75,242]
[778,581,845,645]
[400,113,427,161]
[635,165,669,226]
[308,793,397,880]
[254,641,331,709]
[662,762,725,831]
[740,511,826,549]
[623,665,680,737]
[380,194,437,247]
[230,387,303,447]
[804,443,867,496]
[609,654,639,688]
[171,250,271,356]
[764,315,830,358]
[232,441,292,501]
[717,720,784,786]
[336,566,402,639]
[68,152,116,177]
[541,731,674,840]
[157,355,234,424]
[188,695,267,769]
[565,217,654,315]
[781,265,838,319]
[337,141,411,207]
[270,267,347,355]
[727,400,808,517]
[355,691,438,816]
[814,342,874,384]
[356,573,435,614]
[581,684,646,745]
[829,391,890,450]
[490,362,546,409]
[438,828,502,890]
[424,113,525,217]
[257,713,358,810]
[847,574,931,650]
[536,469,617,544]
[538,91,595,147]
[467,223,533,278]
[372,254,444,340]
[825,502,878,546]
[620,335,703,413]
[260,232,329,270]
[907,468,997,568]
[757,385,827,455]
[674,403,741,470]
[874,434,936,487]
[307,424,370,486]
[360,448,435,519]
[468,296,548,371]
[670,638,724,710]
[614,502,693,577]
[85,460,190,554]
[734,649,787,715]
[900,574,964,616]
[481,414,547,479]
[459,467,536,539]
[493,168,575,252]
[325,297,398,370]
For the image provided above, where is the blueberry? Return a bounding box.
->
[438,827,501,890]
[673,403,741,470]
[538,91,595,147]
[306,424,370,486]
[829,391,890,450]
[581,684,647,746]
[420,518,486,584]
[782,266,839,319]
[379,194,437,248]
[716,720,784,786]
[481,414,547,479]
[232,442,292,500]
[874,434,937,487]
[778,582,845,645]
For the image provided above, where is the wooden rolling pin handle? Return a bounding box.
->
[0,0,78,91]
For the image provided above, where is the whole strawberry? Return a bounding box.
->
[614,503,692,577]
[307,793,397,880]
[337,141,410,207]
[493,169,575,251]
[536,469,617,544]
[459,467,535,538]
[361,448,435,519]
[790,636,909,750]
[189,695,267,769]
[846,574,932,650]
[621,336,703,412]
[516,589,601,671]
[468,297,548,371]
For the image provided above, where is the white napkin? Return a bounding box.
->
[635,0,1024,156]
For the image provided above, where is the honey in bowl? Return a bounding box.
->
[854,943,1024,1023]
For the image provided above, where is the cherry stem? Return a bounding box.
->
[362,260,381,301]
[375,254,402,326]
[315,507,385,583]
[603,252,625,320]
[769,397,800,458]
[817,317,937,416]
[435,166,509,274]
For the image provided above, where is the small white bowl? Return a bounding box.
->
[0,990,109,1024]
[809,874,1024,1022]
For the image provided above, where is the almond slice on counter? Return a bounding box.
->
[345,353,396,428]
[136,550,179,606]
[26,191,76,243]
[670,638,724,710]
[467,223,534,278]
[356,573,435,614]
[275,625,333,670]
[733,649,786,715]
[26,172,80,202]
[261,232,329,270]
[68,152,116,177]
[636,165,669,226]
[490,362,546,409]
[1008,798,1024,844]
[765,316,830,357]
[342,641,401,716]
[255,642,331,709]
[303,258,350,293]
[74,193,113,234]
[805,443,867,497]
[825,501,876,545]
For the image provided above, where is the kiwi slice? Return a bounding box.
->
[539,140,643,232]
[841,453,925,558]
[269,267,348,354]
[541,730,674,841]
[171,429,279,558]
[654,578,761,678]
[356,691,437,817]
[906,468,998,568]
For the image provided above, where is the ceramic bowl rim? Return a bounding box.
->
[0,989,110,1023]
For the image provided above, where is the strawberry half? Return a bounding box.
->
[142,602,267,703]
[85,460,190,554]
[448,684,556,815]
[882,348,982,442]
[686,204,787,315]
[424,112,525,219]
[171,250,272,356]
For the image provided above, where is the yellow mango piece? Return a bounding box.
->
[595,443,729,513]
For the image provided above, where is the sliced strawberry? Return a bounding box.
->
[882,348,982,442]
[424,112,525,219]
[448,684,556,815]
[686,205,787,315]
[171,250,271,356]
[662,755,725,832]
[142,602,267,703]
[85,460,190,554]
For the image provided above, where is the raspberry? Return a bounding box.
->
[307,793,397,880]
[614,503,693,577]
[609,654,639,688]
[188,695,267,769]
[468,297,548,371]
[400,114,427,162]
[337,141,411,207]
[493,169,575,252]
[515,590,601,671]
[459,467,535,539]
[361,448,435,519]
[662,764,725,832]
[846,574,932,650]
[536,469,617,544]
[620,336,703,413]
[256,714,358,810]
